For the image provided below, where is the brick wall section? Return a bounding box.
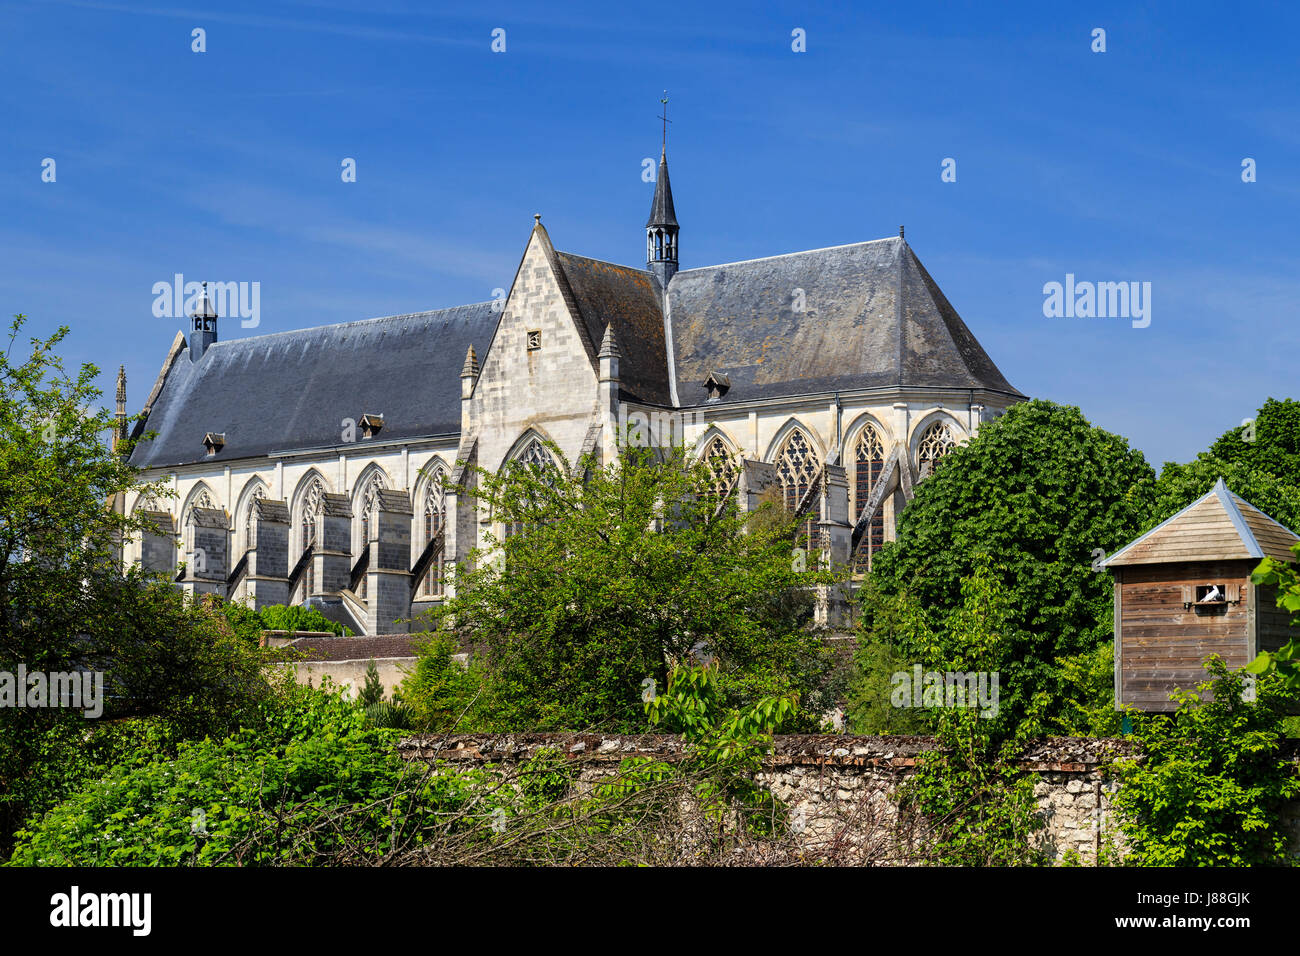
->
[283,634,422,661]
[396,733,1300,864]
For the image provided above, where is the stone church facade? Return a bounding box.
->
[119,150,1024,633]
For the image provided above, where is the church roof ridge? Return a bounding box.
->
[555,250,653,275]
[198,301,498,350]
[555,237,908,283]
[673,236,904,275]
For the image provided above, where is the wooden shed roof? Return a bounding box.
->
[1104,478,1300,567]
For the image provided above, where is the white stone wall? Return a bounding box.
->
[121,225,1019,629]
[125,440,457,594]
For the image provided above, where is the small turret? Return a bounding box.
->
[646,148,679,287]
[189,282,218,361]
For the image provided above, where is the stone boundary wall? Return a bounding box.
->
[397,733,1300,864]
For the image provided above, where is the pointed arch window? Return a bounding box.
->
[505,436,559,539]
[182,488,216,530]
[775,428,821,554]
[851,425,887,571]
[181,488,218,566]
[243,485,266,554]
[299,478,325,550]
[355,471,386,600]
[514,437,556,472]
[422,471,446,598]
[296,476,326,602]
[357,471,386,552]
[917,422,956,480]
[701,435,739,501]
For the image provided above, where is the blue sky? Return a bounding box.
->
[4,0,1298,467]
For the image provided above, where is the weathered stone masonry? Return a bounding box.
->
[398,733,1300,863]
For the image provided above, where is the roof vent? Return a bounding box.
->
[202,432,225,456]
[360,413,385,439]
[703,371,731,402]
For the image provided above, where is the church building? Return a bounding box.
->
[118,148,1024,633]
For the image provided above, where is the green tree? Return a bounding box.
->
[864,558,1045,864]
[358,659,385,707]
[430,443,840,731]
[1151,397,1300,532]
[864,399,1156,730]
[0,316,283,856]
[395,632,492,732]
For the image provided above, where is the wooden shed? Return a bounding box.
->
[1103,479,1300,711]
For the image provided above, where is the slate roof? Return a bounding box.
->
[128,304,498,469]
[554,252,672,406]
[667,236,1022,407]
[130,233,1020,467]
[1103,478,1300,567]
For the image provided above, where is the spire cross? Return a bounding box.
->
[658,91,670,150]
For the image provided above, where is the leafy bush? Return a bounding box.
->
[1108,658,1300,866]
[395,632,494,732]
[646,663,815,837]
[258,604,351,636]
[894,711,1046,866]
[7,686,473,866]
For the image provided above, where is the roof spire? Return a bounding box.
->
[646,95,679,287]
[461,343,479,379]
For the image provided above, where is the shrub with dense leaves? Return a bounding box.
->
[1109,658,1300,867]
[863,399,1156,730]
[6,686,476,866]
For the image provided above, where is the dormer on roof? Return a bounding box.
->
[359,413,384,440]
[703,370,730,402]
[202,432,225,456]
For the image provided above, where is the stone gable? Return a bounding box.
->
[470,228,600,476]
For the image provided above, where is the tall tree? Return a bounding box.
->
[1151,397,1300,532]
[861,399,1157,729]
[0,316,276,855]
[429,443,840,731]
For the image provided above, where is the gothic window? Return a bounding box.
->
[851,424,887,571]
[775,428,821,554]
[295,477,326,602]
[181,487,218,561]
[514,437,556,472]
[243,485,266,553]
[299,477,325,550]
[917,421,956,480]
[355,471,386,600]
[701,436,739,501]
[357,471,386,551]
[182,488,215,529]
[422,471,446,598]
[506,436,558,539]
